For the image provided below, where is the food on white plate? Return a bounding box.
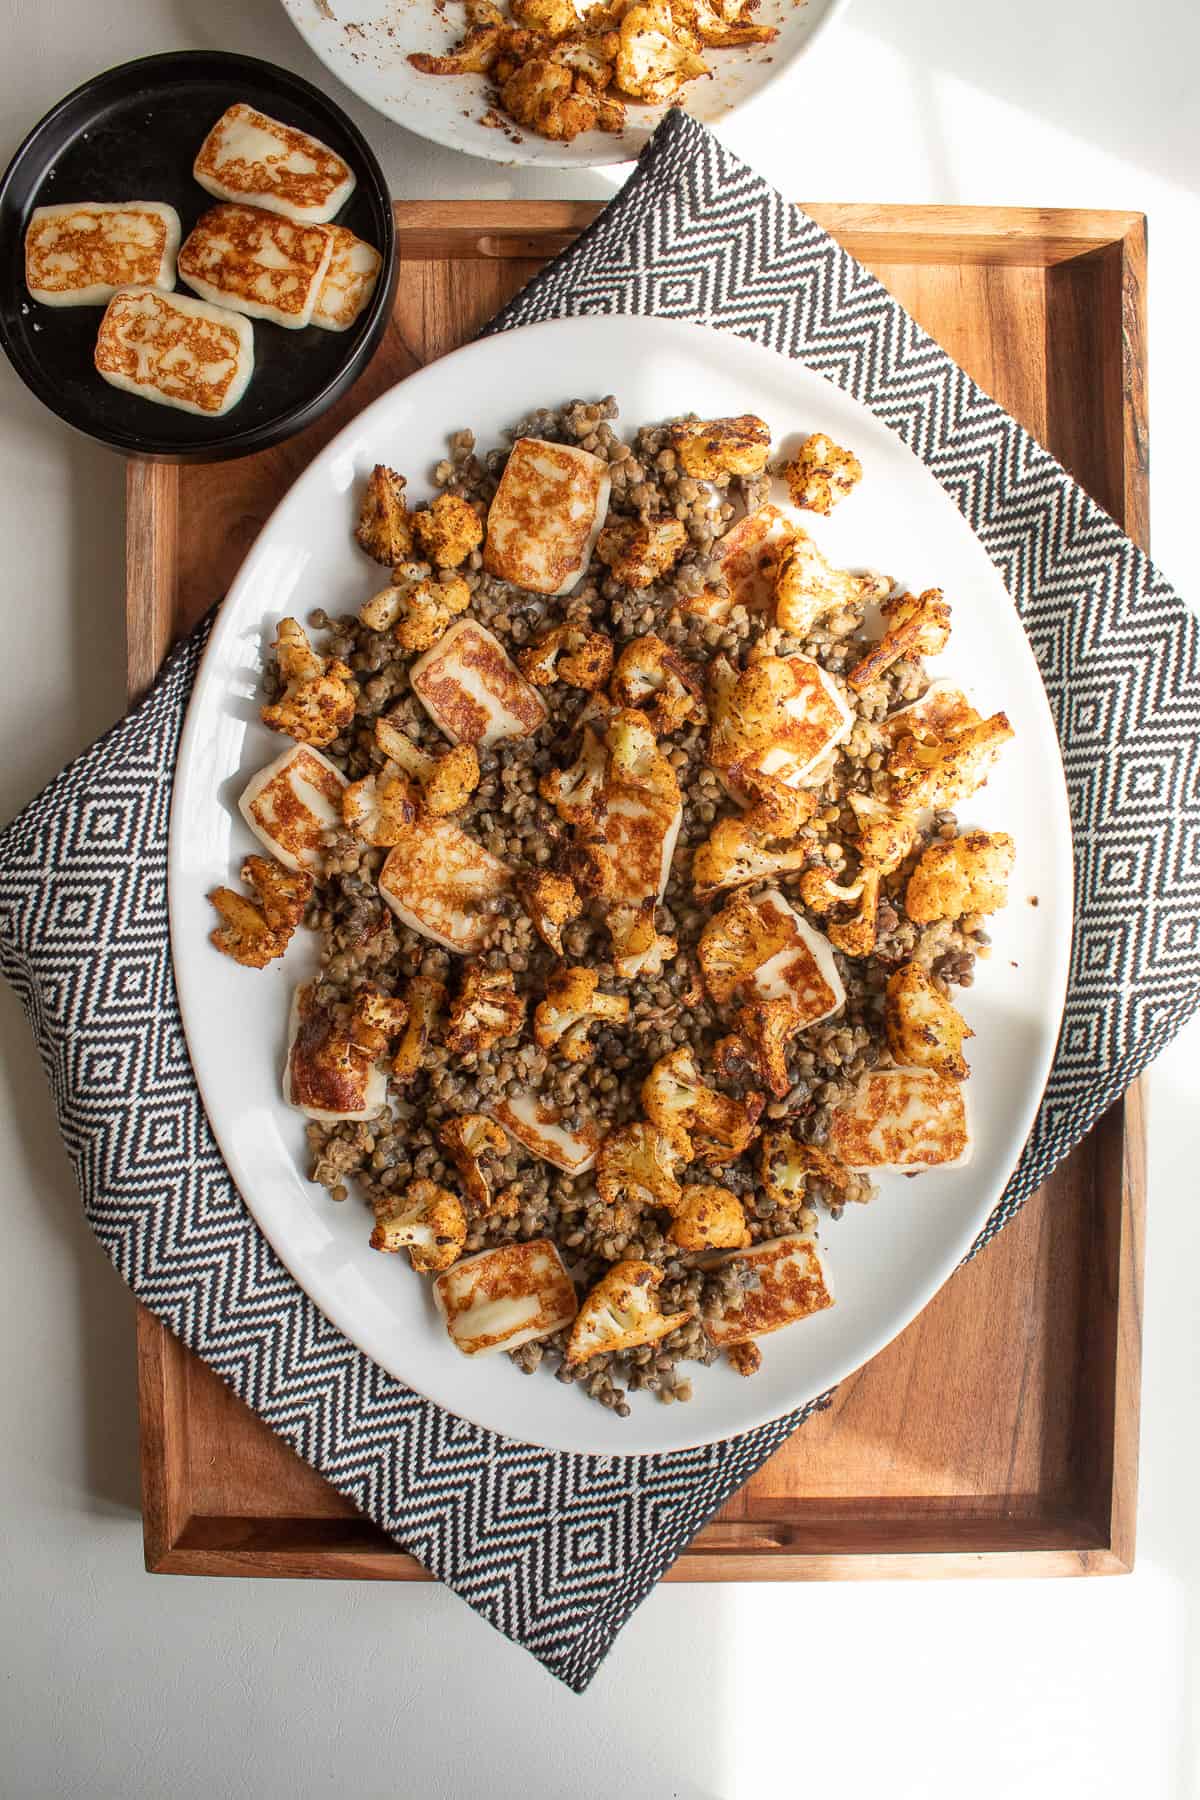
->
[177,203,335,331]
[209,854,312,968]
[312,225,383,331]
[483,437,611,595]
[212,393,1017,1417]
[93,285,254,416]
[193,102,356,224]
[24,201,181,307]
[434,1240,579,1356]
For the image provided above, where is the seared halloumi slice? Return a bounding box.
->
[94,286,254,417]
[312,225,381,331]
[484,437,611,596]
[25,201,180,307]
[746,654,853,794]
[488,1090,601,1174]
[748,890,845,1026]
[378,814,511,953]
[409,619,548,748]
[705,1235,834,1347]
[595,783,683,904]
[284,982,386,1122]
[239,744,347,873]
[829,1068,971,1170]
[433,1239,578,1357]
[878,680,979,746]
[193,103,356,225]
[685,504,796,621]
[177,203,333,330]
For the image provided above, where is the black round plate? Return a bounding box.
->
[0,51,397,462]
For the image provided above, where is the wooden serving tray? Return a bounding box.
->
[130,202,1147,1581]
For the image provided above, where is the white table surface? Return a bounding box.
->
[3,1,1199,1794]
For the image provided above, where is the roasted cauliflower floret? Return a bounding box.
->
[691,812,814,902]
[609,900,679,979]
[440,1113,510,1212]
[533,966,631,1062]
[342,770,417,846]
[517,624,614,691]
[773,529,891,638]
[355,464,413,565]
[641,1045,763,1163]
[759,1130,851,1210]
[500,59,604,141]
[780,433,862,515]
[798,864,881,957]
[605,706,675,793]
[596,516,688,589]
[667,1184,750,1251]
[539,721,609,826]
[905,830,1016,923]
[714,997,798,1099]
[209,854,312,968]
[846,791,918,876]
[550,31,622,89]
[392,974,445,1083]
[408,21,511,73]
[885,963,974,1079]
[615,3,708,101]
[565,1260,691,1364]
[669,413,770,479]
[445,964,526,1055]
[370,1179,467,1273]
[847,589,953,691]
[697,887,798,1005]
[349,989,410,1060]
[509,0,578,32]
[705,648,851,812]
[595,1120,691,1213]
[886,712,1014,812]
[362,565,473,654]
[260,618,356,748]
[517,869,583,955]
[609,634,705,732]
[673,0,777,46]
[374,716,480,817]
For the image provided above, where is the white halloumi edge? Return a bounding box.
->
[834,1067,974,1172]
[282,986,387,1123]
[488,1090,599,1173]
[95,286,255,418]
[193,105,356,225]
[25,201,181,307]
[432,1242,577,1357]
[749,889,845,1025]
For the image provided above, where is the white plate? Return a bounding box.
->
[279,0,847,169]
[170,313,1072,1456]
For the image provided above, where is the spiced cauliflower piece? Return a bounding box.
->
[886,712,1014,812]
[539,720,609,826]
[260,617,356,748]
[616,3,708,101]
[847,588,953,691]
[846,791,918,876]
[408,22,513,74]
[375,716,480,817]
[706,647,852,808]
[773,530,892,638]
[440,1113,509,1212]
[759,1130,852,1211]
[509,0,578,33]
[609,900,679,980]
[392,974,445,1082]
[669,413,770,479]
[355,464,413,565]
[780,433,862,515]
[342,770,417,846]
[668,1184,751,1251]
[609,633,705,732]
[885,963,974,1080]
[641,1045,764,1163]
[500,59,606,142]
[349,989,410,1061]
[691,811,814,901]
[674,0,777,46]
[370,1179,467,1273]
[596,516,688,589]
[595,1120,691,1213]
[517,624,614,691]
[209,854,312,968]
[533,965,631,1062]
[566,1260,690,1364]
[714,997,799,1100]
[697,887,800,1005]
[445,964,526,1055]
[518,869,583,956]
[798,864,882,957]
[905,830,1016,923]
[361,565,471,653]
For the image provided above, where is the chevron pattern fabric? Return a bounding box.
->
[1,113,1198,1692]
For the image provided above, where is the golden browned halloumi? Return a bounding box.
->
[377,813,512,953]
[744,654,853,794]
[193,102,356,225]
[488,1090,601,1174]
[177,203,334,330]
[828,1068,972,1170]
[433,1240,578,1357]
[409,619,549,747]
[684,504,796,620]
[283,982,387,1122]
[238,744,348,873]
[877,680,979,746]
[705,1235,834,1346]
[93,286,254,417]
[745,889,845,1025]
[484,437,611,595]
[311,225,382,331]
[25,202,180,307]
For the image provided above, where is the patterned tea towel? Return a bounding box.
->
[2,113,1199,1692]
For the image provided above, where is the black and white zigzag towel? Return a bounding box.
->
[2,113,1198,1691]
